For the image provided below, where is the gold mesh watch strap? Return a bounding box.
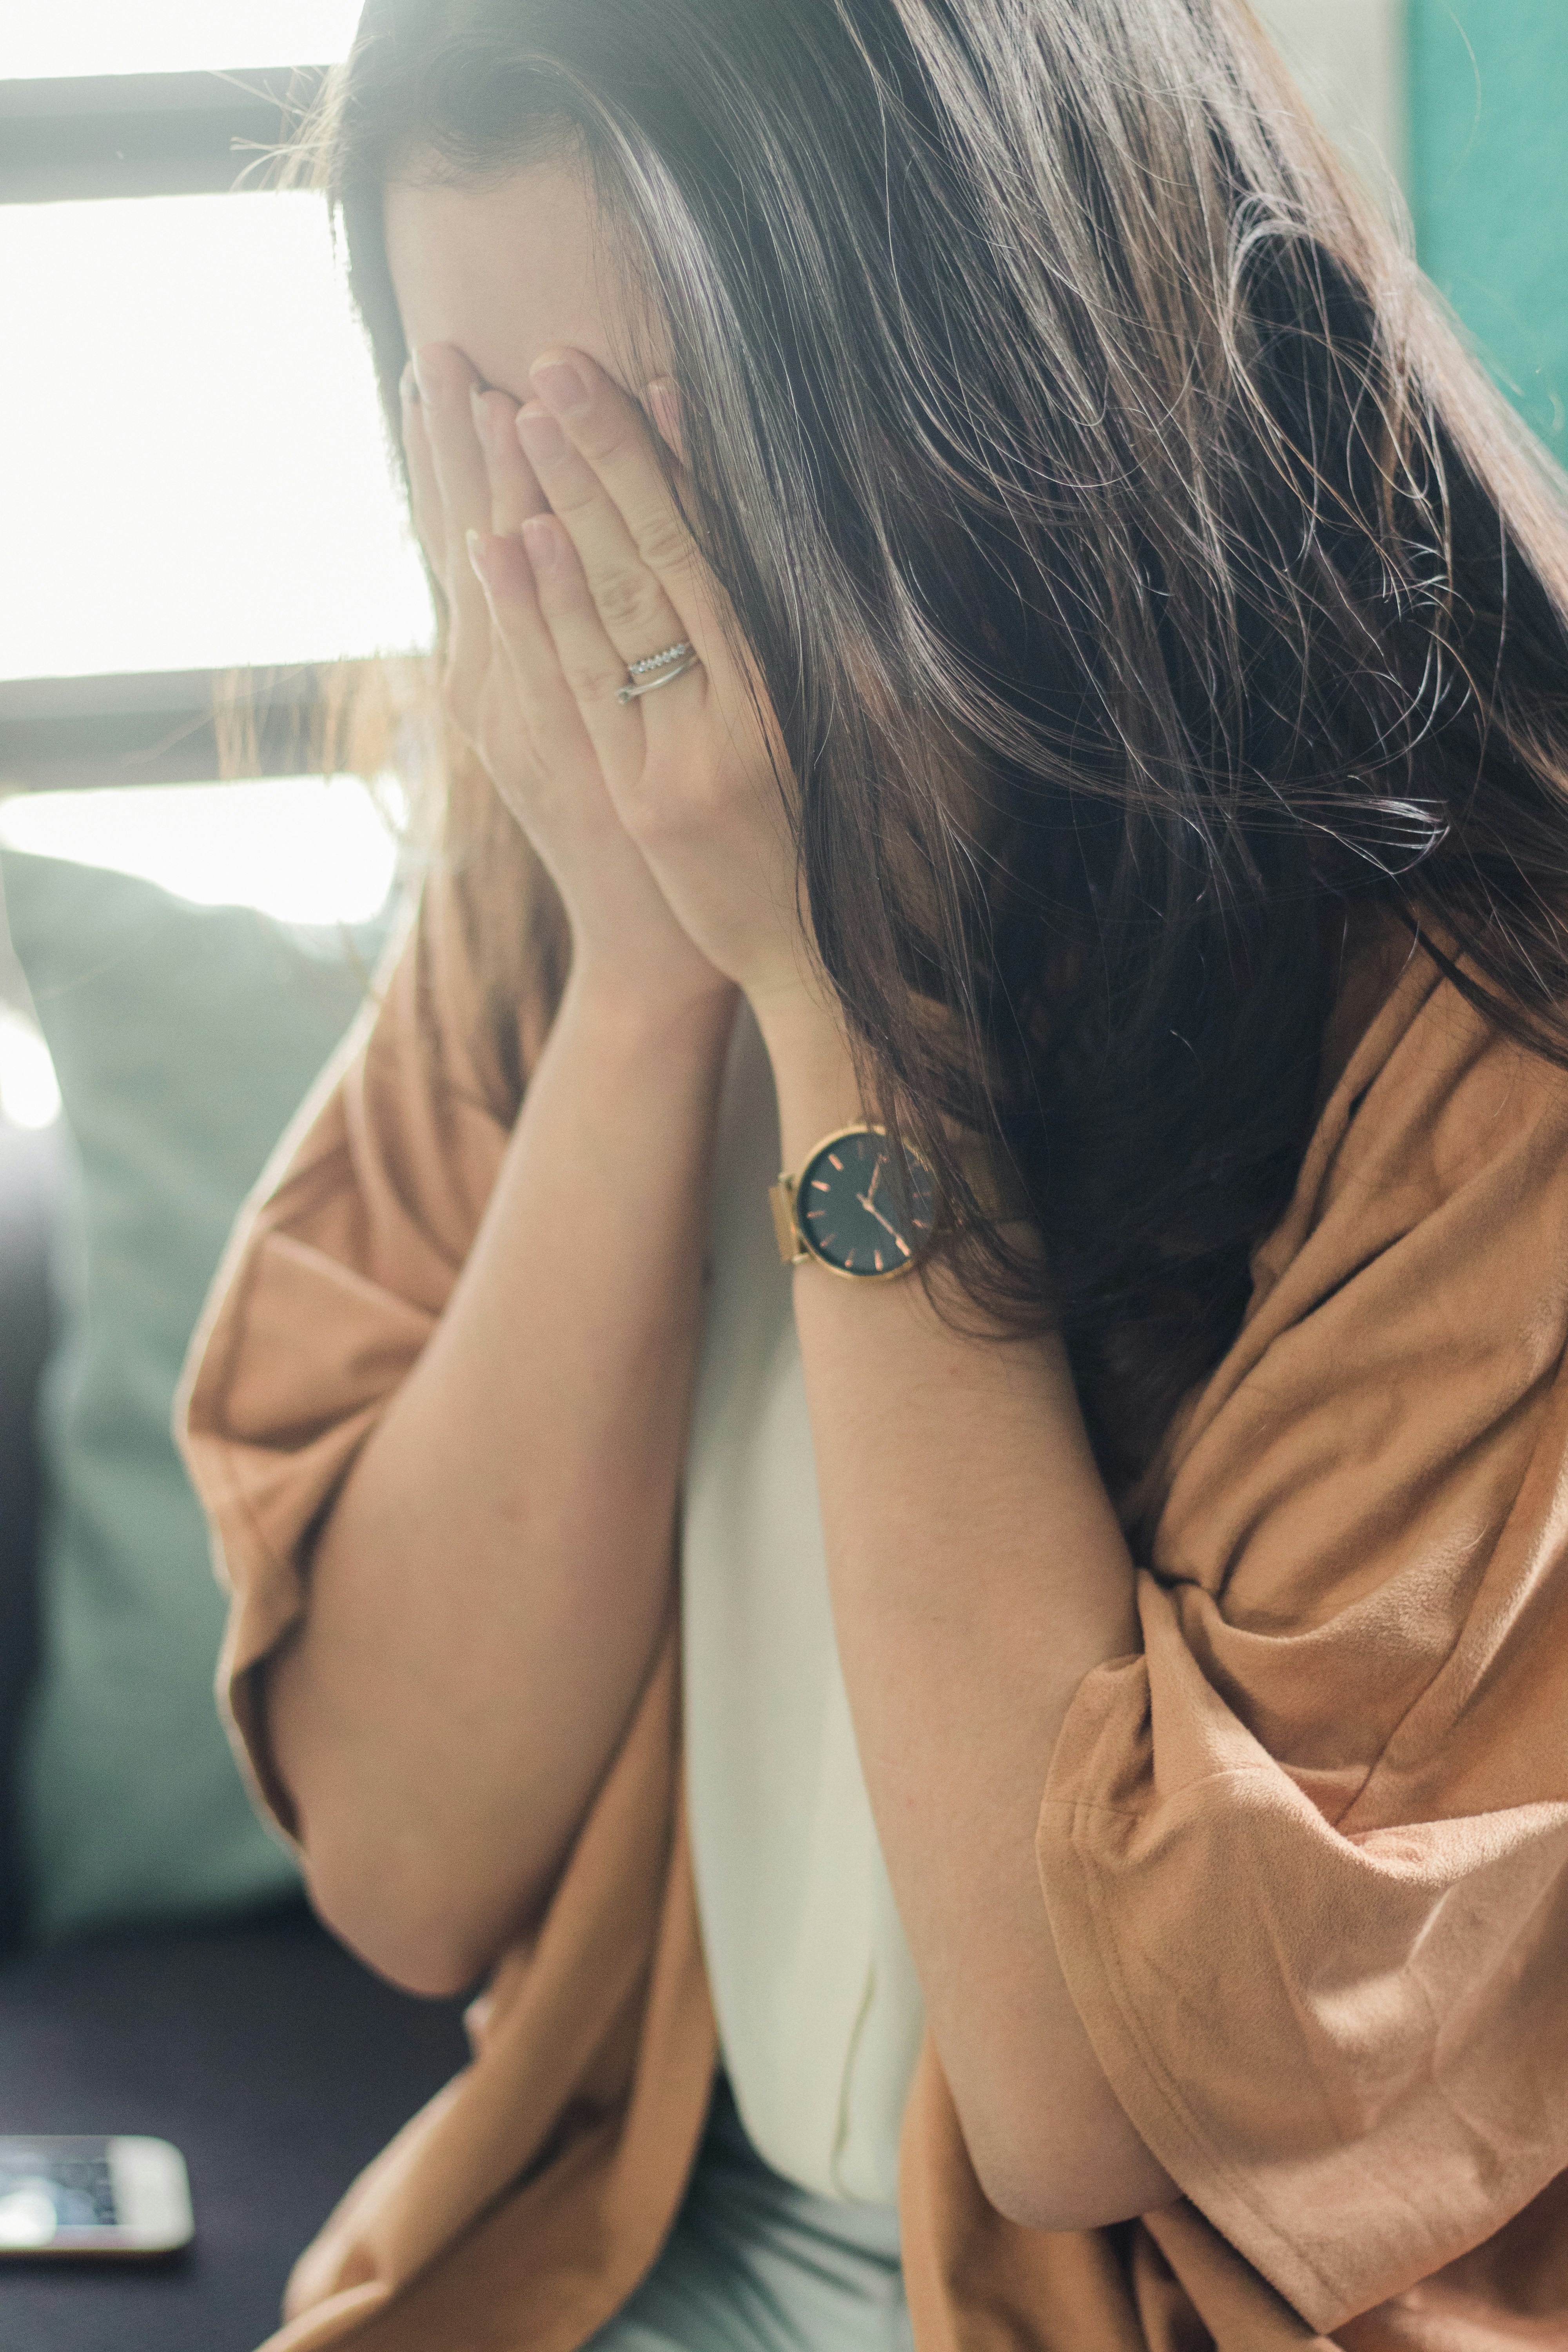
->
[769,1176,808,1267]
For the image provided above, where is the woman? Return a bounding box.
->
[181,0,1568,2344]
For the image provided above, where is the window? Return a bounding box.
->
[0,12,430,1123]
[0,776,399,929]
[0,192,430,681]
[0,4,363,83]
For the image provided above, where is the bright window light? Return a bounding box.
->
[0,192,433,682]
[0,776,400,928]
[0,4,365,79]
[1254,0,1408,197]
[0,1006,62,1131]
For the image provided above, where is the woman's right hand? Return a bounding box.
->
[403,341,731,1012]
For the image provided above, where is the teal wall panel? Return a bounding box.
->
[1408,0,1568,460]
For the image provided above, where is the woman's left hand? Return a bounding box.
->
[468,349,820,1025]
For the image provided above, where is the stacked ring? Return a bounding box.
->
[616,641,702,704]
[628,640,691,677]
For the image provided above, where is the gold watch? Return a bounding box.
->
[769,1125,937,1281]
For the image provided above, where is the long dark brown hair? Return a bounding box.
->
[305,0,1568,1487]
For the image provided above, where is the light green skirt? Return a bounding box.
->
[586,2079,913,2352]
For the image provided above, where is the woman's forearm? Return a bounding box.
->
[760,1000,1179,2230]
[268,969,735,1995]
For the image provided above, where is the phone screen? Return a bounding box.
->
[0,2136,192,2255]
[0,2147,118,2246]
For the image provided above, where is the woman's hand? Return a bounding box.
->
[458,346,826,1025]
[402,341,730,1015]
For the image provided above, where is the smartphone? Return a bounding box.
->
[0,2136,193,2256]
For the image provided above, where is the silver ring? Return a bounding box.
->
[627,640,690,678]
[616,653,702,705]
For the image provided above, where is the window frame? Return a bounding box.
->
[0,68,345,797]
[0,666,335,797]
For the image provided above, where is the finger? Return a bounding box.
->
[413,342,493,685]
[530,355,694,593]
[399,361,445,577]
[515,395,697,677]
[466,528,601,766]
[470,387,549,538]
[516,512,662,775]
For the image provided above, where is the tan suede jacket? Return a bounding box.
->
[180,873,1568,2351]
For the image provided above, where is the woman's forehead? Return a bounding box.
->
[382,160,649,400]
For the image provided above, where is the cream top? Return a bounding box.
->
[681,1005,926,2208]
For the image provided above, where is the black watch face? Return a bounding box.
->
[797,1129,938,1279]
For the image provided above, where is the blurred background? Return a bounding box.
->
[0,2,421,1097]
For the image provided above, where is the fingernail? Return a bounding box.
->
[646,378,681,448]
[469,384,500,450]
[521,514,561,572]
[411,348,435,404]
[465,527,490,584]
[531,357,589,415]
[516,402,568,464]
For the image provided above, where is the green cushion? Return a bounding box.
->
[0,848,384,1944]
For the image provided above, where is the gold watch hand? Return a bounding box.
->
[856,1193,902,1240]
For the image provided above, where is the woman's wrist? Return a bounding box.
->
[560,953,739,1064]
[751,985,865,1165]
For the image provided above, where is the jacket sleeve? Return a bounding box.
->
[178,868,532,1837]
[1038,952,1568,2333]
